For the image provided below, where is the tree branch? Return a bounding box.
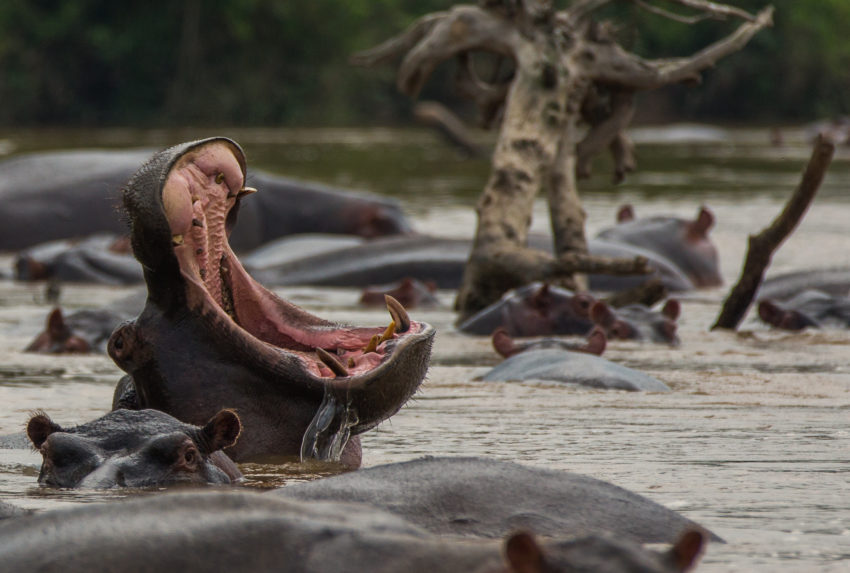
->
[455,53,511,128]
[658,0,756,22]
[351,13,448,67]
[576,88,636,181]
[587,5,773,89]
[712,136,835,331]
[396,6,522,97]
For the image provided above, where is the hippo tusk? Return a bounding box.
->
[385,295,410,333]
[316,348,350,378]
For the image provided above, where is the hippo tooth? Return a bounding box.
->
[228,186,257,199]
[379,321,396,343]
[316,348,350,377]
[363,334,381,354]
[385,295,410,333]
[172,234,184,246]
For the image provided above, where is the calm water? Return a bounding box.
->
[0,126,849,571]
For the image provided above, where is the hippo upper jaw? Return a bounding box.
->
[113,138,433,465]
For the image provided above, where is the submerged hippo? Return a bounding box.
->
[108,138,434,467]
[360,278,440,308]
[757,267,850,302]
[276,457,710,542]
[0,149,411,251]
[457,283,596,337]
[25,290,146,354]
[26,408,242,488]
[596,206,722,288]
[481,348,671,392]
[591,299,681,345]
[492,327,607,358]
[758,289,850,331]
[14,234,143,285]
[0,490,705,572]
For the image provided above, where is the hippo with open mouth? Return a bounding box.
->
[107,138,434,467]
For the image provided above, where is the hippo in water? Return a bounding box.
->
[491,327,607,358]
[596,205,722,288]
[107,138,434,467]
[0,149,411,251]
[25,408,242,488]
[758,289,850,331]
[276,457,713,543]
[457,283,596,337]
[0,489,705,572]
[590,299,681,345]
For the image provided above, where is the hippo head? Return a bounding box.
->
[108,138,434,466]
[24,308,91,354]
[591,300,680,345]
[26,409,242,488]
[757,300,818,331]
[502,283,596,337]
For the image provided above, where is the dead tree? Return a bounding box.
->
[354,0,774,316]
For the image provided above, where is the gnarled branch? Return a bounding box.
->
[576,87,636,182]
[587,5,773,88]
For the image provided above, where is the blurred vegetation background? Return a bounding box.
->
[0,0,847,127]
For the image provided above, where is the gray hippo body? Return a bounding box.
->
[0,149,411,251]
[0,489,704,572]
[276,457,708,542]
[757,268,850,302]
[14,234,144,284]
[481,348,671,392]
[758,289,850,330]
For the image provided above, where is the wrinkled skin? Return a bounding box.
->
[0,149,410,251]
[360,278,439,308]
[457,283,596,337]
[758,289,850,331]
[591,299,680,345]
[492,327,607,358]
[0,490,704,573]
[109,138,434,467]
[26,409,242,488]
[596,205,722,288]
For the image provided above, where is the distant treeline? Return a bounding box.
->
[0,0,847,126]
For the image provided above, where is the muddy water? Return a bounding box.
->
[0,127,849,571]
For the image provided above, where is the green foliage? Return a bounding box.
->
[0,0,846,126]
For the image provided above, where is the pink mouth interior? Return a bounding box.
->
[160,141,422,379]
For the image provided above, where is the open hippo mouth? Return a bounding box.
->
[111,138,434,466]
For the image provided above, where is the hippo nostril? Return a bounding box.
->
[114,470,126,487]
[113,335,124,351]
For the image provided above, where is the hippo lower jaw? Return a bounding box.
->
[114,138,434,464]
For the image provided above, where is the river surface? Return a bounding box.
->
[0,126,848,571]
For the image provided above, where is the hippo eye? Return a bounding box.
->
[184,448,197,466]
[215,173,225,184]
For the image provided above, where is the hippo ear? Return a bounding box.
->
[46,308,70,340]
[662,299,681,321]
[200,409,242,453]
[667,530,705,572]
[27,412,62,449]
[584,327,607,356]
[589,301,615,328]
[616,204,635,223]
[687,207,714,240]
[492,327,517,358]
[504,531,544,573]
